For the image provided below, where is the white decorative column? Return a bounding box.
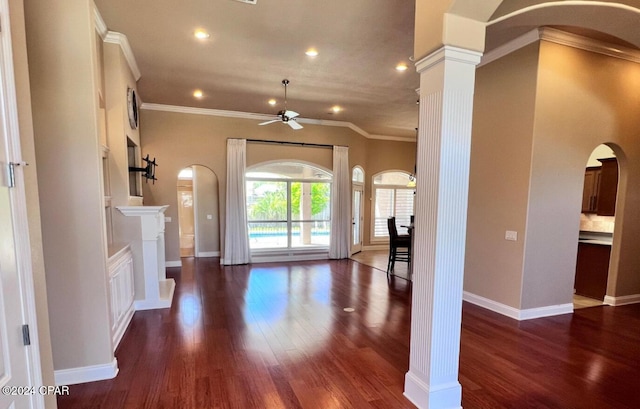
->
[404,46,481,409]
[117,206,176,310]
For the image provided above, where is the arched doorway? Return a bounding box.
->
[574,144,619,308]
[176,165,220,258]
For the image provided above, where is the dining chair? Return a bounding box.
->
[386,217,411,277]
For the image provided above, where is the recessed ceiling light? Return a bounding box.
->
[193,89,203,98]
[305,48,319,57]
[396,63,408,71]
[331,105,342,113]
[268,99,277,106]
[194,30,210,40]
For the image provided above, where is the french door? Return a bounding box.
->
[351,185,364,254]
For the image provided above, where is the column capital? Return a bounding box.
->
[415,46,482,74]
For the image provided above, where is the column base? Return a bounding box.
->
[404,371,462,409]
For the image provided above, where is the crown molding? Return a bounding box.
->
[140,103,416,142]
[104,31,141,81]
[93,6,108,39]
[480,27,640,67]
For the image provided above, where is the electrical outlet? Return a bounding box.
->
[207,214,213,220]
[505,230,518,241]
[165,217,172,223]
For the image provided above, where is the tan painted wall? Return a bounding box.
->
[24,0,114,370]
[468,39,640,310]
[9,0,56,405]
[522,41,640,307]
[140,109,416,261]
[465,43,539,308]
[193,165,219,255]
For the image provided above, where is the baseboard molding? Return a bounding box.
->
[134,279,176,311]
[165,260,182,268]
[404,371,462,409]
[197,251,220,258]
[250,253,329,264]
[604,294,640,306]
[463,291,573,321]
[54,358,118,386]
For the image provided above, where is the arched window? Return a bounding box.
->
[352,166,364,184]
[246,161,332,250]
[371,171,415,240]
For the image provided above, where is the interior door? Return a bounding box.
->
[351,185,364,254]
[0,107,33,409]
[0,17,38,405]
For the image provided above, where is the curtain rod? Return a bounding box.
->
[245,138,337,149]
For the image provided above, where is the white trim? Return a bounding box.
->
[192,166,200,256]
[140,103,417,142]
[54,358,118,386]
[479,28,541,67]
[0,3,46,407]
[93,5,108,39]
[111,306,134,352]
[116,205,168,217]
[197,251,220,257]
[480,27,640,68]
[250,252,329,264]
[134,279,175,310]
[104,31,141,81]
[415,45,482,73]
[604,294,640,306]
[404,371,462,409]
[463,291,574,321]
[165,260,182,267]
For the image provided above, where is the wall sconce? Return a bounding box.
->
[129,154,158,184]
[407,164,416,188]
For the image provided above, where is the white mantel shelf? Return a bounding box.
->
[117,205,175,311]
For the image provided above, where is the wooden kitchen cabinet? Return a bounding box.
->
[596,158,618,216]
[581,158,618,215]
[574,242,610,300]
[581,167,601,213]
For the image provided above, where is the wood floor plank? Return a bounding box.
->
[57,258,640,408]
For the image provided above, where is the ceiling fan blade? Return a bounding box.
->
[259,119,279,126]
[284,110,299,119]
[288,120,303,130]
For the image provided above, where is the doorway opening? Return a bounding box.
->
[574,144,618,309]
[177,165,221,259]
[177,167,195,257]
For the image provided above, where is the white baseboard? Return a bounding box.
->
[404,371,462,409]
[134,279,176,311]
[463,291,573,321]
[197,251,220,257]
[54,358,118,386]
[165,260,182,268]
[604,294,640,306]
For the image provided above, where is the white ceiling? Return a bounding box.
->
[94,0,420,139]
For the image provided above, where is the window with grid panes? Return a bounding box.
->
[372,171,415,239]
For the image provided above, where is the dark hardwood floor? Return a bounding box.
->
[57,258,640,408]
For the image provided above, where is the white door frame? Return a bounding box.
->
[351,183,364,255]
[0,2,45,407]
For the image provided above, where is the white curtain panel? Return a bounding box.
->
[329,146,351,259]
[223,139,250,265]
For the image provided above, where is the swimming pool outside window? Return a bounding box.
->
[246,162,332,250]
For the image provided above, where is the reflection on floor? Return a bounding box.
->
[353,251,605,310]
[350,249,411,281]
[573,294,604,309]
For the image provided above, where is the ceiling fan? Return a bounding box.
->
[259,79,303,130]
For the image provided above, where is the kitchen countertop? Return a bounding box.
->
[579,231,613,246]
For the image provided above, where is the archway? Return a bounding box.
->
[176,165,220,258]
